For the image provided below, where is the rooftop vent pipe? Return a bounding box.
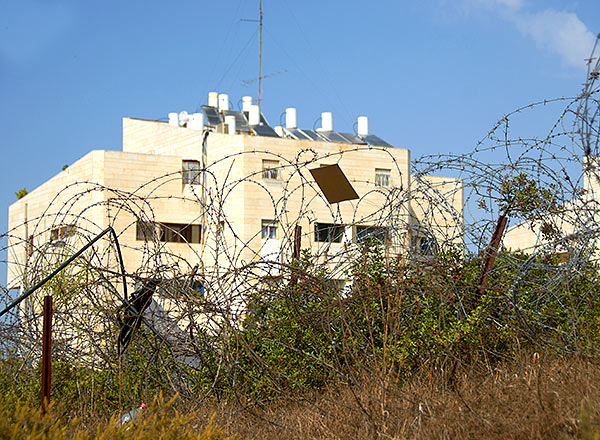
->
[285,108,297,129]
[357,116,369,136]
[168,112,178,127]
[225,115,236,135]
[218,94,230,111]
[208,92,218,108]
[242,96,253,112]
[321,112,333,132]
[249,105,260,125]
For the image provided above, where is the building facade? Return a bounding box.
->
[7,96,464,295]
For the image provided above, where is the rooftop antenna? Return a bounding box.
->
[240,1,264,107]
[242,69,288,86]
[258,0,263,108]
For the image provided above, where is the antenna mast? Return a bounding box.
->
[258,0,263,108]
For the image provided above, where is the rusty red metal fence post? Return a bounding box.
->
[290,224,302,286]
[41,295,53,414]
[476,214,508,299]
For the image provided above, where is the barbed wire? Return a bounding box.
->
[1,35,600,432]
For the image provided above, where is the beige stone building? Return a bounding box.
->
[7,95,464,295]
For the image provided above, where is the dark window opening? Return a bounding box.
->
[136,221,157,241]
[375,168,391,187]
[327,279,346,292]
[191,280,205,296]
[136,221,201,244]
[261,220,278,239]
[262,160,279,180]
[555,251,569,263]
[182,160,201,184]
[417,236,436,255]
[50,225,76,242]
[314,223,345,243]
[355,225,388,244]
[159,222,202,243]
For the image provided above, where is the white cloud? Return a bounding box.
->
[452,0,596,69]
[512,9,595,69]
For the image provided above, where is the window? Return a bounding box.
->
[50,225,76,242]
[262,159,279,180]
[182,160,200,184]
[417,236,436,256]
[327,279,346,292]
[159,223,202,243]
[314,223,345,243]
[261,220,278,239]
[555,251,569,263]
[354,225,388,244]
[136,221,157,241]
[191,280,205,296]
[375,168,391,187]
[136,221,201,243]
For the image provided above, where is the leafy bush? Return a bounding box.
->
[227,242,600,398]
[231,251,342,398]
[5,243,600,409]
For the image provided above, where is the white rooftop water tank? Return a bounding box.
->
[285,108,297,129]
[225,115,236,135]
[242,96,253,112]
[249,105,260,125]
[208,92,218,108]
[357,116,369,136]
[321,112,333,132]
[218,94,230,111]
[188,113,204,130]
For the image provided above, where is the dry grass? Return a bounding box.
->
[202,348,600,439]
[0,393,235,440]
[4,347,600,439]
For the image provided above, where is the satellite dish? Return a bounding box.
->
[178,111,189,127]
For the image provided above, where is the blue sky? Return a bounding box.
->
[1,0,598,282]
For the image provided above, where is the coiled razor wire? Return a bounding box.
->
[0,35,599,410]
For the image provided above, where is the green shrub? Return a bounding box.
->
[15,188,28,200]
[231,251,341,398]
[228,241,600,398]
[5,243,600,406]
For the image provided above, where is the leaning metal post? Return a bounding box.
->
[0,226,127,319]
